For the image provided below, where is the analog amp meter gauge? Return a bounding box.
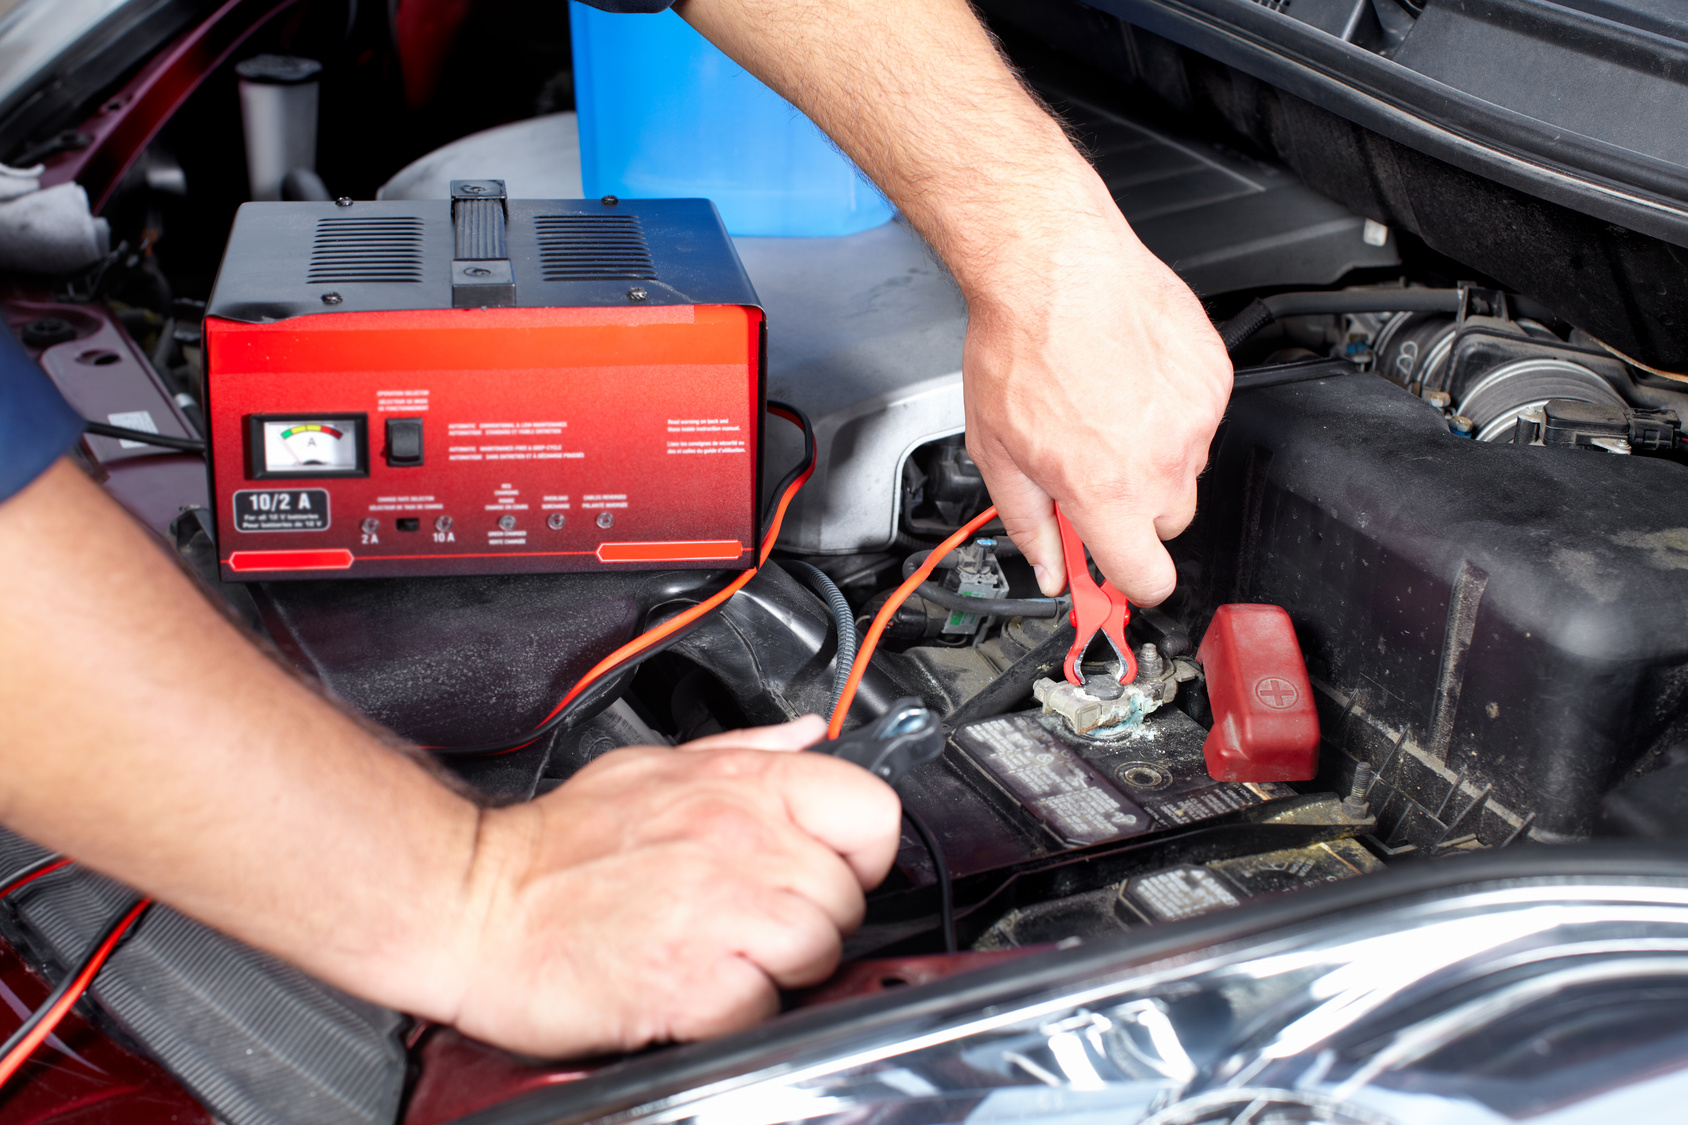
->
[247,415,368,478]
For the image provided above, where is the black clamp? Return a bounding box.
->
[816,698,944,786]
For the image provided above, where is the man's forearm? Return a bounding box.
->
[0,460,903,1059]
[675,0,1104,304]
[0,460,482,1020]
[677,0,1232,606]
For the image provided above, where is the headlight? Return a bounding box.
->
[473,850,1688,1125]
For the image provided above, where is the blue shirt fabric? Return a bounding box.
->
[0,326,84,503]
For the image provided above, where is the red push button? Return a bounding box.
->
[1197,603,1320,782]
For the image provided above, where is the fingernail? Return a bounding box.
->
[1033,564,1057,597]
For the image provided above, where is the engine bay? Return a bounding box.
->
[7,3,1688,1123]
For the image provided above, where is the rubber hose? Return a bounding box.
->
[781,561,858,714]
[1263,288,1463,319]
[916,581,1064,618]
[1219,298,1275,353]
[1219,288,1467,354]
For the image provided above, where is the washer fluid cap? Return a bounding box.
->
[1197,603,1320,782]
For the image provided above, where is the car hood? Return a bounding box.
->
[1081,0,1688,251]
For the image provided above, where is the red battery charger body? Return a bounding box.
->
[203,184,763,581]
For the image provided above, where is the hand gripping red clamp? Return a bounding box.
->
[1056,504,1137,685]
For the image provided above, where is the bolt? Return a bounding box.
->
[361,517,378,534]
[1342,762,1375,818]
[335,197,353,207]
[596,511,614,529]
[1137,642,1163,681]
[498,514,517,531]
[1424,390,1452,411]
[321,292,343,306]
[547,513,566,530]
[627,286,648,302]
[601,195,619,206]
[435,515,453,532]
[1451,414,1475,435]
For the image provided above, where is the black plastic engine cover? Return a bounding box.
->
[1174,369,1688,842]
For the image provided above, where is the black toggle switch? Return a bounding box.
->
[385,418,423,466]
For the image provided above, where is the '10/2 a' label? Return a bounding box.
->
[233,489,330,532]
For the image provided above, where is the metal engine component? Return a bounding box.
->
[1457,354,1628,441]
[1373,298,1688,448]
[1404,312,1653,443]
[1374,310,1458,391]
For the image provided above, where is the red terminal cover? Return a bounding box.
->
[1197,603,1320,782]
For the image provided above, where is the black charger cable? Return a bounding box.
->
[83,420,205,453]
[901,807,956,954]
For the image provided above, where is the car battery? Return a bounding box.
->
[202,182,763,581]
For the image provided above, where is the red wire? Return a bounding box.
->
[0,898,150,1091]
[827,506,1000,738]
[499,404,817,749]
[0,858,72,901]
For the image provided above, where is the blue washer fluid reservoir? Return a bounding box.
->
[569,2,894,237]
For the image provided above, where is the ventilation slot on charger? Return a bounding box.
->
[307,217,426,283]
[534,215,657,281]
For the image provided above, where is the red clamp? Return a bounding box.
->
[1056,504,1137,685]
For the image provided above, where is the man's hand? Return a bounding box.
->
[962,206,1232,604]
[678,0,1234,605]
[443,716,901,1057]
[0,462,899,1060]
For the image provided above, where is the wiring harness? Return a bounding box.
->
[0,857,151,1093]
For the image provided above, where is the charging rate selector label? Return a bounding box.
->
[233,489,331,532]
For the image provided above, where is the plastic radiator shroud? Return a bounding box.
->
[1175,369,1688,842]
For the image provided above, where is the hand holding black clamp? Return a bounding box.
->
[814,697,944,785]
[813,696,957,951]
